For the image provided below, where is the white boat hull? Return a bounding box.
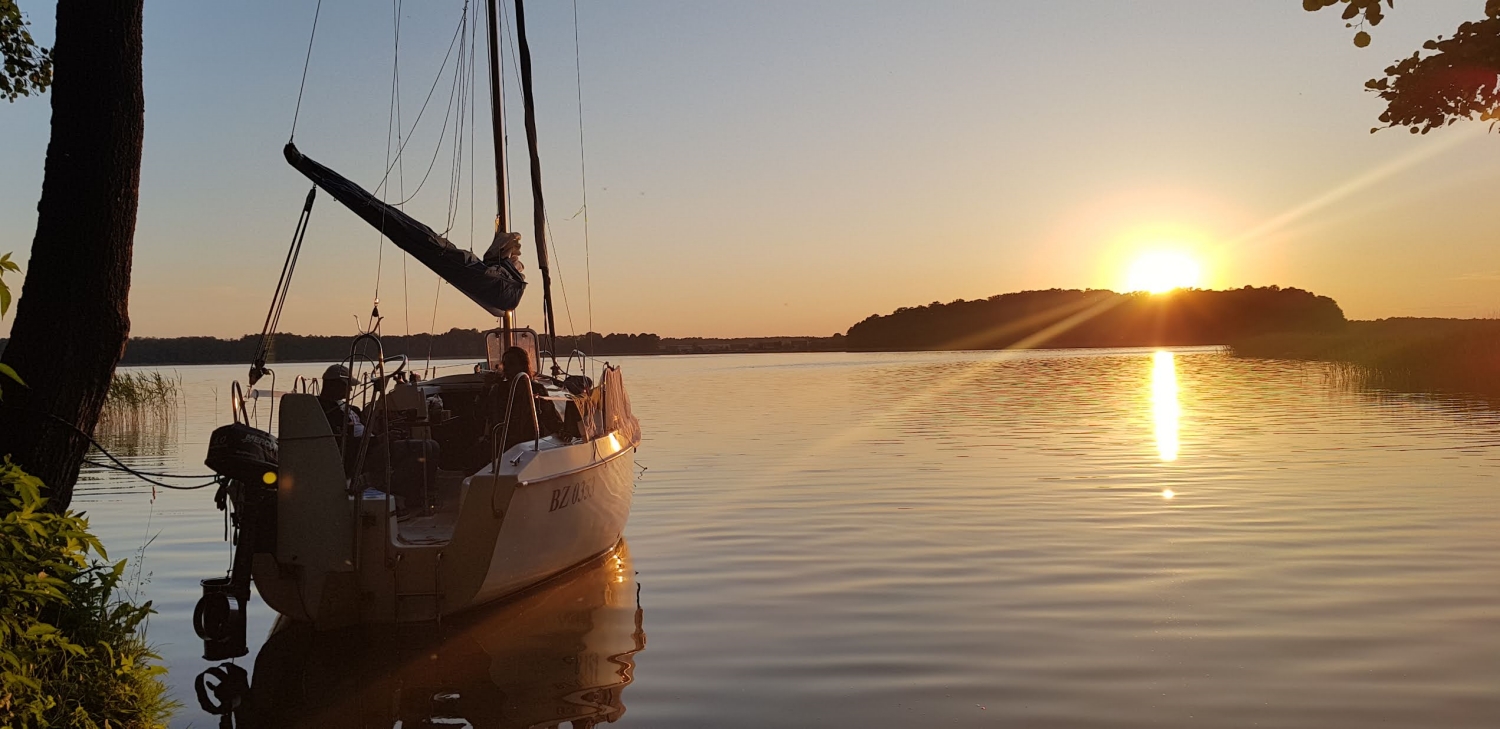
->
[249,387,638,627]
[470,439,636,605]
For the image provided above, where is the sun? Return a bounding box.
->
[1124,251,1203,294]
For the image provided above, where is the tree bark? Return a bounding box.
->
[0,0,144,510]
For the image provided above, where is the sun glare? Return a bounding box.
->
[1124,251,1203,294]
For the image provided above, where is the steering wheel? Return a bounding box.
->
[381,354,409,380]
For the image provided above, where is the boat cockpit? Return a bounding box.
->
[276,325,634,548]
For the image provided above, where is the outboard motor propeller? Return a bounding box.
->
[197,422,280,660]
[194,577,248,660]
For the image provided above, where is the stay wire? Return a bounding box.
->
[543,214,576,338]
[502,2,574,342]
[427,4,475,372]
[426,279,444,376]
[395,0,410,339]
[572,0,595,356]
[374,0,402,317]
[288,0,325,142]
[469,7,477,253]
[264,189,316,346]
[441,5,472,237]
[500,0,518,226]
[389,39,467,209]
[370,12,468,200]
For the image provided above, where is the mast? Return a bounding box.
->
[484,0,509,235]
[512,0,558,364]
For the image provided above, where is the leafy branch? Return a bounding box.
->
[0,0,52,101]
[1307,0,1500,134]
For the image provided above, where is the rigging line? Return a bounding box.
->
[429,7,469,352]
[369,12,468,200]
[448,10,474,235]
[389,44,467,209]
[503,1,572,340]
[469,6,477,252]
[441,12,466,235]
[375,0,405,310]
[572,0,595,354]
[500,0,518,222]
[426,279,444,375]
[513,0,562,358]
[543,212,577,336]
[442,4,471,237]
[288,0,325,142]
[257,187,317,368]
[394,0,411,339]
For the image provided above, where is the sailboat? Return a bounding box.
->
[194,0,641,656]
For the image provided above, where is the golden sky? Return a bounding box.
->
[3,1,1500,338]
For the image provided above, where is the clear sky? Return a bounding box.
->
[4,1,1500,339]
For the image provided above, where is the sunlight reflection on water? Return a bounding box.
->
[1152,349,1181,462]
[75,351,1500,728]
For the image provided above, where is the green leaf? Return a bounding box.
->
[0,362,27,388]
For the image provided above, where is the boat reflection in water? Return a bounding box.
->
[210,541,643,728]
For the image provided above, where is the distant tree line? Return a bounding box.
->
[0,328,668,366]
[0,286,1350,364]
[844,287,1346,351]
[553,333,662,356]
[0,329,846,365]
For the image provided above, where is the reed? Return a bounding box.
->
[97,371,181,434]
[1230,319,1500,400]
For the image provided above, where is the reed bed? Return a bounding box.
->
[1230,319,1500,401]
[97,370,182,435]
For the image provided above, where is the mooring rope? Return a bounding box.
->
[0,404,221,491]
[82,458,218,487]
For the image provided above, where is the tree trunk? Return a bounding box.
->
[0,0,144,510]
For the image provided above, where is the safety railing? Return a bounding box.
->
[489,372,542,477]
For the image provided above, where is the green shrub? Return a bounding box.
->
[0,459,175,728]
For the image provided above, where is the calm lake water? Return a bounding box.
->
[78,349,1500,728]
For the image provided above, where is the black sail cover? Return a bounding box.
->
[284,143,526,315]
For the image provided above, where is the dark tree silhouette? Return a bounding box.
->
[1307,0,1500,133]
[844,287,1346,352]
[0,0,144,510]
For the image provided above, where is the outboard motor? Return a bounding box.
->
[206,422,279,484]
[196,423,279,660]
